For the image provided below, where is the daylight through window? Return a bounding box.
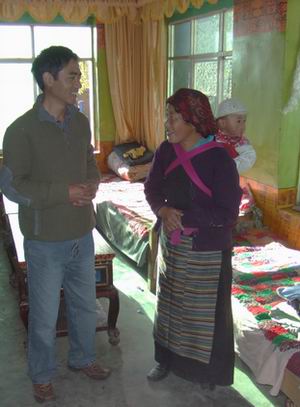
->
[0,24,96,150]
[168,9,233,114]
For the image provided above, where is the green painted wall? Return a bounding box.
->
[233,32,285,187]
[234,0,300,189]
[97,48,116,141]
[279,0,300,188]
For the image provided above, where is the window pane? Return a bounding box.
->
[173,22,191,57]
[194,15,219,55]
[0,64,34,148]
[34,26,92,58]
[0,26,32,58]
[78,60,94,140]
[224,10,233,52]
[194,60,218,111]
[223,58,232,100]
[169,59,191,94]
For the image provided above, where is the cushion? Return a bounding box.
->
[107,151,152,182]
[113,142,154,166]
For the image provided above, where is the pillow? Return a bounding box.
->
[113,142,154,166]
[107,151,152,182]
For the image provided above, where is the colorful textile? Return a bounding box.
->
[96,173,155,239]
[233,242,300,282]
[215,129,250,148]
[232,238,300,351]
[94,173,156,267]
[166,88,217,137]
[154,234,222,364]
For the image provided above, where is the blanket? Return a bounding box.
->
[96,173,155,239]
[232,237,300,352]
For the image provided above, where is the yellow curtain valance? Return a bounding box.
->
[0,0,219,24]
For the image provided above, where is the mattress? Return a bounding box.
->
[94,173,156,267]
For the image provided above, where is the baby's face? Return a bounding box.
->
[219,113,247,139]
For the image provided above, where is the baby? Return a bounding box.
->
[215,98,256,174]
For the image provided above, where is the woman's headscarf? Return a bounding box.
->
[166,88,217,138]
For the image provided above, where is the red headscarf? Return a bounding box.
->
[166,88,217,138]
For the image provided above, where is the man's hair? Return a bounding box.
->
[31,46,79,91]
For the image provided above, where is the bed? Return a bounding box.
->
[94,175,300,404]
[232,228,300,406]
[94,173,158,291]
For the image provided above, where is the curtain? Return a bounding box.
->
[0,0,218,23]
[105,16,166,150]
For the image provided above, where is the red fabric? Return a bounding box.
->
[215,129,248,146]
[231,287,245,295]
[166,88,217,137]
[264,325,289,340]
[219,142,239,158]
[248,305,267,315]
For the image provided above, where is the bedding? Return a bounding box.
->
[112,141,154,166]
[94,173,156,268]
[232,228,300,400]
[107,151,152,181]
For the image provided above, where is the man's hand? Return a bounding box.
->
[69,181,99,207]
[158,206,183,234]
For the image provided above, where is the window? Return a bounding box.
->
[0,24,97,150]
[167,8,233,113]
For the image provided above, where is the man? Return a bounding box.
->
[2,46,110,403]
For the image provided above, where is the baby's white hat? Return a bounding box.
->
[215,98,247,119]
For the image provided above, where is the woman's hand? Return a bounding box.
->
[158,206,183,234]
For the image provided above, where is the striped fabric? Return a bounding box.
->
[154,234,222,364]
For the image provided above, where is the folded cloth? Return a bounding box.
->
[276,285,300,301]
[276,285,300,317]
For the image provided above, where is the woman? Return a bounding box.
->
[144,88,242,387]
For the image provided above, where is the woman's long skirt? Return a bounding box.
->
[153,235,234,386]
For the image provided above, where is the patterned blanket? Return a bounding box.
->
[233,231,300,352]
[95,173,155,239]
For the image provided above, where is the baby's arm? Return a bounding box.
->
[234,144,256,174]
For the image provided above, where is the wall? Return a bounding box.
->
[279,0,300,188]
[234,0,300,190]
[233,0,287,187]
[234,0,300,248]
